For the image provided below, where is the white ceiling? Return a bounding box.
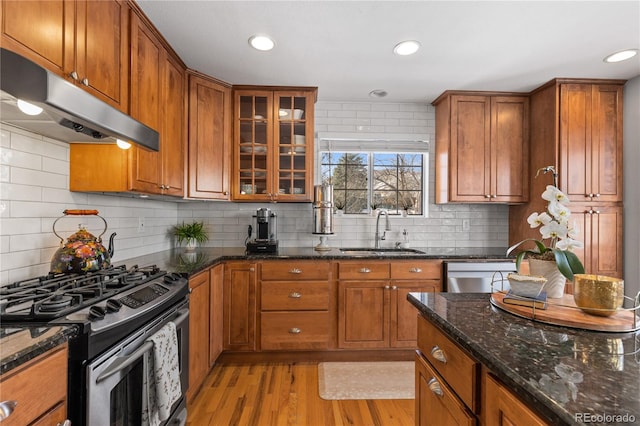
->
[136,1,640,103]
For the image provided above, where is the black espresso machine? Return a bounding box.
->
[246,207,278,253]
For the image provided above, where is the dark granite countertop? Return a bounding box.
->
[0,324,78,375]
[118,246,513,276]
[1,247,510,376]
[408,292,640,426]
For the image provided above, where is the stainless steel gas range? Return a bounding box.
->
[0,265,190,426]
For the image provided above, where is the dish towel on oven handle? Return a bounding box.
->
[142,321,182,426]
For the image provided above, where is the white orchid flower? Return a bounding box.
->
[547,200,571,224]
[556,237,584,251]
[542,185,570,205]
[567,221,580,239]
[527,212,552,228]
[540,221,568,240]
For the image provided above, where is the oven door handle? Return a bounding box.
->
[95,309,189,383]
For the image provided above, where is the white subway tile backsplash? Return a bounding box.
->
[1,100,510,285]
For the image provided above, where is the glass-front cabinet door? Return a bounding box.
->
[233,87,316,202]
[236,91,273,200]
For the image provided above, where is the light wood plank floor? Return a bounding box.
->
[187,363,415,426]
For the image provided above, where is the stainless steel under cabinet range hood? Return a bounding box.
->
[0,48,159,151]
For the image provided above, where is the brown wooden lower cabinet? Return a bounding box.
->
[415,353,476,426]
[485,373,547,426]
[224,261,257,351]
[415,314,549,426]
[187,270,210,401]
[0,344,68,426]
[209,263,224,364]
[338,260,442,349]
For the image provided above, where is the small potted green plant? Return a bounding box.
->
[174,221,209,251]
[334,199,345,215]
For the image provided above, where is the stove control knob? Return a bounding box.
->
[106,298,122,313]
[164,273,182,284]
[88,305,106,321]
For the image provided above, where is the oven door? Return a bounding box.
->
[85,300,189,426]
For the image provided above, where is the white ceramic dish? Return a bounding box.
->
[507,273,547,298]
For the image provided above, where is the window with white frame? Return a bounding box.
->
[318,139,429,216]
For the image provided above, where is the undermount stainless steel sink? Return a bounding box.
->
[339,248,425,256]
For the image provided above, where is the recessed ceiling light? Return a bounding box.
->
[603,49,638,63]
[249,35,275,51]
[393,40,421,56]
[369,89,388,98]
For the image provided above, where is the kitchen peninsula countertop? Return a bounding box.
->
[118,246,513,276]
[408,292,640,425]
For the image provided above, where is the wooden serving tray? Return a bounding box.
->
[490,293,639,332]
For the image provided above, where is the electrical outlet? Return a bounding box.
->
[462,219,470,231]
[137,217,145,233]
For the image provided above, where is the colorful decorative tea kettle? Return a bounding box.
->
[50,210,116,274]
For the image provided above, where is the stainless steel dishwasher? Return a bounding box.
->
[444,260,517,293]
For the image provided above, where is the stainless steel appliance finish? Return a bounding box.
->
[0,265,190,426]
[0,48,159,151]
[313,184,334,235]
[246,208,278,253]
[86,299,189,426]
[444,260,516,293]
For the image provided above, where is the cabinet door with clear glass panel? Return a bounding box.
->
[274,91,315,201]
[235,91,273,200]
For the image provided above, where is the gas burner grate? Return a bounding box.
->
[0,264,165,320]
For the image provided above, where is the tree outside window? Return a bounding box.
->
[321,152,424,215]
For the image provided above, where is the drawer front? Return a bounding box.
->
[339,261,390,280]
[416,353,476,426]
[261,281,329,310]
[0,345,67,426]
[261,261,330,280]
[260,312,330,350]
[418,315,479,413]
[391,260,442,280]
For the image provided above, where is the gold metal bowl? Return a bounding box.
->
[573,274,624,317]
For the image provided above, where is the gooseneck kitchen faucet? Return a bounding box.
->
[375,210,391,248]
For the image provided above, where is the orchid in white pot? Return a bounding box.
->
[507,167,585,282]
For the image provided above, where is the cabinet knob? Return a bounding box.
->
[0,400,17,420]
[249,267,255,272]
[595,193,600,198]
[491,194,497,198]
[409,267,422,273]
[69,71,79,80]
[384,285,390,289]
[427,378,444,396]
[391,285,397,290]
[359,268,371,273]
[484,194,491,198]
[224,191,229,195]
[289,327,301,334]
[288,292,302,299]
[82,78,89,86]
[289,268,302,274]
[594,210,600,214]
[430,345,447,363]
[165,185,171,190]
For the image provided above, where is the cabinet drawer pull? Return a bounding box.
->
[430,346,447,363]
[69,71,79,80]
[0,400,17,420]
[288,292,302,298]
[428,378,443,396]
[289,268,302,274]
[289,327,301,334]
[359,268,371,273]
[82,78,89,86]
[409,267,422,273]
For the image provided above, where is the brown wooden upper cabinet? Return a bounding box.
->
[187,71,232,200]
[69,8,186,197]
[433,92,529,204]
[232,87,317,202]
[559,83,623,203]
[1,0,130,111]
